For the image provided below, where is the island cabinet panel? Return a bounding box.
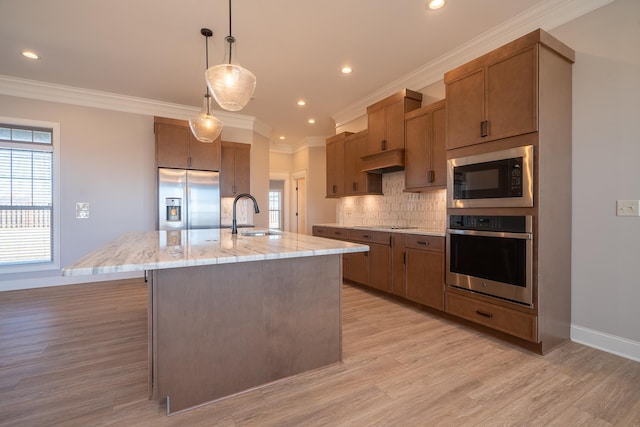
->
[220,141,251,197]
[154,116,221,171]
[404,100,446,191]
[366,89,422,156]
[151,254,342,414]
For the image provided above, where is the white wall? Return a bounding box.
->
[0,95,155,289]
[551,0,640,356]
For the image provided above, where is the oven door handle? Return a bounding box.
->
[447,229,532,240]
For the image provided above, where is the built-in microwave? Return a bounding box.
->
[447,145,533,208]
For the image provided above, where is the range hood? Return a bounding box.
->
[360,149,405,173]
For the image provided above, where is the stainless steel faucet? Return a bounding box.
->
[232,193,260,234]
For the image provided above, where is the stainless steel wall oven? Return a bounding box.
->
[447,215,533,306]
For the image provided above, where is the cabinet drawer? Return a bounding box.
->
[312,226,348,240]
[347,229,391,245]
[405,234,444,252]
[445,292,537,342]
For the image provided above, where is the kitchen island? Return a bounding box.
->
[63,229,368,414]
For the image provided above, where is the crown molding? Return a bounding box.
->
[269,142,293,154]
[0,75,271,138]
[332,0,615,128]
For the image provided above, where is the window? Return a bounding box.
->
[269,190,283,230]
[0,122,56,268]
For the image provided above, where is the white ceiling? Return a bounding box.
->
[0,0,611,145]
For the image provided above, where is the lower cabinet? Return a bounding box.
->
[405,234,445,311]
[312,226,444,310]
[445,292,537,342]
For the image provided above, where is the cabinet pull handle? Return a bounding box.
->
[332,184,337,194]
[427,170,435,183]
[353,182,357,191]
[362,234,371,239]
[188,156,192,167]
[480,121,488,138]
[417,241,429,246]
[381,139,387,151]
[335,231,342,235]
[476,310,493,319]
[403,252,406,264]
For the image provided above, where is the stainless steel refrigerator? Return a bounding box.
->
[157,168,220,230]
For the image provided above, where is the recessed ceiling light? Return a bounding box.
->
[308,119,316,124]
[22,50,39,60]
[297,100,306,106]
[427,0,445,10]
[279,136,286,140]
[341,66,352,74]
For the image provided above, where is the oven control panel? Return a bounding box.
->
[449,215,531,233]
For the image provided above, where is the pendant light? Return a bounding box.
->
[205,0,256,112]
[189,28,223,143]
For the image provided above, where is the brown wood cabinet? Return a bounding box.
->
[445,29,575,150]
[365,89,423,156]
[404,100,446,191]
[344,130,382,196]
[154,116,221,171]
[444,29,575,353]
[404,234,444,311]
[325,132,349,197]
[220,141,250,197]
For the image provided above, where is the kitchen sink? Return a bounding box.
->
[240,230,281,237]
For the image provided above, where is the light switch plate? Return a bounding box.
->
[76,202,90,219]
[616,200,639,216]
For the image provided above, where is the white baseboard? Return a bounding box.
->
[571,324,640,362]
[0,271,144,292]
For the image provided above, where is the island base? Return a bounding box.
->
[148,254,342,414]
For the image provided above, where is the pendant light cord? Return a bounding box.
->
[227,0,234,64]
[204,30,211,114]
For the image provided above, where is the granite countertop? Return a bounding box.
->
[314,223,446,237]
[62,229,368,277]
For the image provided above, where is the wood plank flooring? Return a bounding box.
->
[0,278,638,426]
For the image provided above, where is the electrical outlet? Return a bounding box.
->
[616,200,639,217]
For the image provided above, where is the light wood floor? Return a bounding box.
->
[1,279,639,426]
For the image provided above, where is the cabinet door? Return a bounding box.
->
[367,107,386,155]
[391,234,406,297]
[343,133,360,194]
[405,248,444,310]
[344,252,367,285]
[326,138,344,197]
[384,101,407,152]
[431,105,447,187]
[405,111,432,190]
[445,68,485,150]
[220,142,235,197]
[486,46,538,141]
[189,134,221,171]
[368,243,391,292]
[233,144,251,195]
[155,123,190,169]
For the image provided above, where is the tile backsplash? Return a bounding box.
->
[221,197,252,225]
[337,171,446,231]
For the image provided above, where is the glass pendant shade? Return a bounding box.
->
[205,63,256,112]
[189,94,223,142]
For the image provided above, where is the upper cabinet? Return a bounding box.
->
[361,89,422,173]
[220,141,251,197]
[326,132,349,198]
[445,29,575,150]
[344,130,382,196]
[404,100,446,191]
[154,116,221,171]
[326,131,382,198]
